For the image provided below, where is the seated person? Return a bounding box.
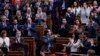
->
[12,30,28,56]
[41,29,55,52]
[35,7,47,29]
[63,32,82,53]
[58,18,70,37]
[12,31,25,51]
[24,18,36,37]
[10,19,21,36]
[0,30,10,56]
[79,32,91,54]
[86,49,96,56]
[0,15,10,33]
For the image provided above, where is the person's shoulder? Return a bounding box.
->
[24,23,27,25]
[32,23,36,25]
[0,37,2,39]
[6,37,10,40]
[78,38,81,41]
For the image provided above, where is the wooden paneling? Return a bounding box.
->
[54,38,70,52]
[0,51,24,56]
[36,25,44,37]
[46,15,52,30]
[24,37,36,56]
[45,52,83,56]
[10,37,36,56]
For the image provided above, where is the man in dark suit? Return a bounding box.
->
[4,9,12,20]
[66,8,75,25]
[24,18,36,37]
[0,15,10,34]
[11,30,28,56]
[3,9,12,24]
[12,31,24,51]
[10,19,21,36]
[58,18,70,37]
[80,32,91,54]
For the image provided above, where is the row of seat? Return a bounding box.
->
[0,37,97,56]
[0,51,24,56]
[44,52,83,56]
[10,37,36,56]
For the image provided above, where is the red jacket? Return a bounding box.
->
[62,53,72,56]
[12,0,16,6]
[49,53,56,56]
[11,0,21,6]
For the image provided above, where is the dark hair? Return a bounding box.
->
[1,30,7,37]
[49,47,55,54]
[44,29,51,35]
[44,29,48,35]
[65,47,71,55]
[72,1,80,7]
[83,31,88,37]
[74,32,79,43]
[74,19,81,26]
[13,18,17,21]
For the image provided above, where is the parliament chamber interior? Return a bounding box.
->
[0,0,100,56]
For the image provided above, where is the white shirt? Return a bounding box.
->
[16,37,21,43]
[36,2,41,8]
[72,7,81,16]
[80,7,92,25]
[69,39,82,52]
[36,12,47,21]
[0,37,10,50]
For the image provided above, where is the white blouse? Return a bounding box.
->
[80,7,92,25]
[0,37,10,50]
[69,39,82,52]
[71,7,81,16]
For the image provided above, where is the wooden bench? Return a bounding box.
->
[45,52,83,56]
[54,38,70,52]
[0,51,24,56]
[36,25,44,37]
[46,15,52,30]
[10,37,36,56]
[24,37,36,56]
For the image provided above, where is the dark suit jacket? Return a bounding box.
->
[3,13,12,24]
[12,37,24,51]
[41,35,55,52]
[24,23,36,37]
[80,39,91,54]
[0,22,10,33]
[13,37,24,45]
[10,24,21,36]
[59,24,70,37]
[66,12,75,25]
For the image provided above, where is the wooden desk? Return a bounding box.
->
[10,37,36,56]
[45,52,83,56]
[36,25,44,37]
[24,37,36,56]
[0,51,24,56]
[54,38,70,52]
